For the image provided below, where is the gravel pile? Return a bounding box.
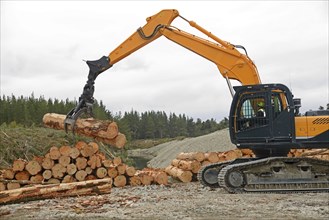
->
[129,128,235,168]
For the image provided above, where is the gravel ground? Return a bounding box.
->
[1,182,328,220]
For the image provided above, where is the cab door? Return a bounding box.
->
[230,84,295,147]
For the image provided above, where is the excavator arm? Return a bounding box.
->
[65,9,261,132]
[108,9,260,85]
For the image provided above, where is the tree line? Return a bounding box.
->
[0,94,229,141]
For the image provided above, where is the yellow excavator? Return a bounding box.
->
[65,9,329,193]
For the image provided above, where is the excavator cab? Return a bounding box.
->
[229,84,299,157]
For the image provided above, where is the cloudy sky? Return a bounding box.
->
[1,1,328,121]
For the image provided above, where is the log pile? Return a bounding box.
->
[166,148,329,182]
[288,148,329,160]
[0,178,112,205]
[42,113,126,148]
[0,141,168,193]
[166,149,254,182]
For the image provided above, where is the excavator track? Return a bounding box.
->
[197,161,232,188]
[198,158,255,188]
[218,157,329,193]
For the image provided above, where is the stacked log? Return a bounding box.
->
[166,149,255,182]
[288,148,329,160]
[135,168,168,185]
[0,178,112,205]
[167,148,329,182]
[0,141,168,192]
[42,113,126,148]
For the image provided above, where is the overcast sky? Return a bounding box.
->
[1,1,328,121]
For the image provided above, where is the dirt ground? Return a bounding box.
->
[1,182,328,220]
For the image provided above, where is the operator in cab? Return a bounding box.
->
[257,101,266,117]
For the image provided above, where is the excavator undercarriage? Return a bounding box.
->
[199,157,329,193]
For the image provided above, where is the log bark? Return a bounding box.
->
[172,159,201,173]
[201,160,212,166]
[204,152,219,163]
[301,149,329,157]
[0,179,42,185]
[138,169,168,185]
[135,171,153,185]
[240,148,254,156]
[176,152,205,162]
[43,113,124,148]
[0,178,112,204]
[47,178,61,184]
[217,152,227,162]
[6,182,20,190]
[224,150,242,161]
[85,175,97,181]
[165,165,192,183]
[98,133,126,148]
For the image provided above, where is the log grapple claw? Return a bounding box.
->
[64,100,93,134]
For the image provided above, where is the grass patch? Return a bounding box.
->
[0,126,90,168]
[0,125,181,169]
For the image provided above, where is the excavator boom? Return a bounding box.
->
[64,9,261,131]
[108,9,260,85]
